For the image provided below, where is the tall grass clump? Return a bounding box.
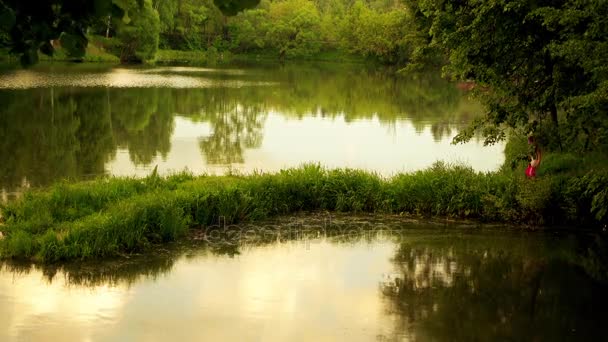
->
[1,163,606,262]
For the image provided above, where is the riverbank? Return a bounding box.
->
[0,162,606,262]
[155,49,368,65]
[1,47,369,66]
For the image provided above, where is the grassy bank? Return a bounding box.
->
[154,49,214,65]
[1,46,367,66]
[0,163,606,262]
[231,50,367,64]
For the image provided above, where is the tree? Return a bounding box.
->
[0,0,260,65]
[265,0,322,58]
[228,8,269,52]
[113,0,160,62]
[0,0,122,65]
[408,0,608,151]
[212,0,259,16]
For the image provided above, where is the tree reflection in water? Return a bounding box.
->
[0,64,482,195]
[380,232,608,341]
[197,93,266,164]
[1,215,607,339]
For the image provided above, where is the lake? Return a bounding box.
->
[7,63,596,342]
[0,62,504,200]
[1,214,606,341]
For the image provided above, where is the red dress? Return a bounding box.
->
[525,164,536,178]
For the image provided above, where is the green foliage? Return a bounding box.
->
[0,0,260,65]
[339,0,409,63]
[0,0,430,65]
[0,0,126,65]
[213,0,260,16]
[265,0,322,58]
[2,162,607,261]
[227,10,265,51]
[58,33,89,60]
[407,0,608,151]
[113,0,161,62]
[572,173,608,224]
[148,0,420,62]
[155,49,209,63]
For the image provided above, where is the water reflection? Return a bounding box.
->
[380,232,608,341]
[0,219,400,341]
[0,66,271,89]
[0,215,607,341]
[0,63,504,196]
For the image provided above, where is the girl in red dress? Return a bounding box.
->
[526,136,542,178]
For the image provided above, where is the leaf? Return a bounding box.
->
[60,32,88,59]
[0,3,15,32]
[213,0,260,16]
[122,11,131,25]
[111,3,126,19]
[94,0,114,15]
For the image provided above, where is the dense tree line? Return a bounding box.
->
[1,0,606,153]
[0,0,259,64]
[92,0,416,63]
[0,0,419,63]
[404,0,608,152]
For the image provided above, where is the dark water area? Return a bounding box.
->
[0,62,503,200]
[1,215,607,341]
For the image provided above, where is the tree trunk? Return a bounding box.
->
[550,103,558,127]
[549,103,563,151]
[106,15,111,38]
[223,16,229,42]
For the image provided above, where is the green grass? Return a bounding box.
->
[154,49,211,64]
[153,49,365,65]
[36,45,120,63]
[1,44,366,66]
[233,49,367,64]
[1,163,606,262]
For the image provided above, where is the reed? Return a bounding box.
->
[1,163,606,261]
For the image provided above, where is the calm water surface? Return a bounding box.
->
[0,63,504,199]
[0,216,607,341]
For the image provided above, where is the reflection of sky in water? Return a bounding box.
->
[2,225,605,341]
[0,64,504,199]
[0,67,272,89]
[106,115,504,177]
[0,239,398,341]
[141,66,247,75]
[0,272,129,341]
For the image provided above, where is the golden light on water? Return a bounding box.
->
[0,239,401,341]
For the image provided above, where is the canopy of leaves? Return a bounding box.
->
[0,0,125,65]
[213,0,259,16]
[0,0,259,65]
[113,0,160,62]
[407,0,608,151]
